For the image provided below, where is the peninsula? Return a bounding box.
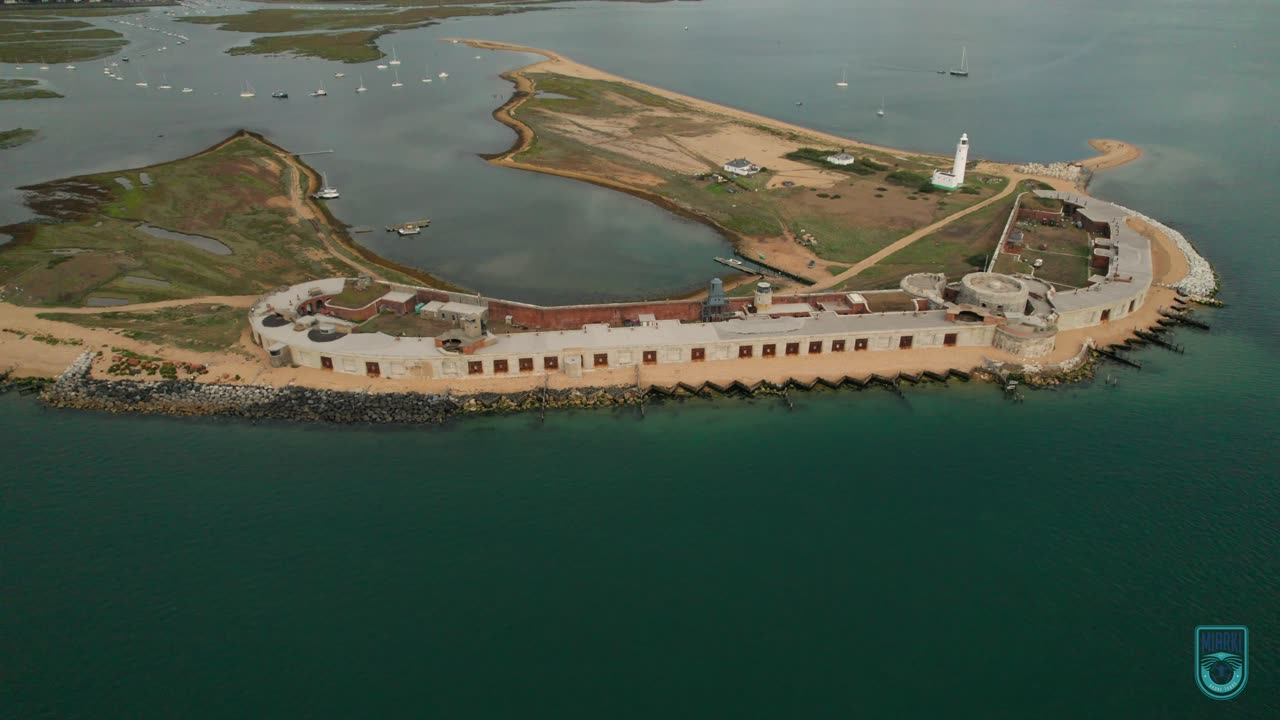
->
[0,44,1217,419]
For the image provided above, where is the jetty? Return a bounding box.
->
[712,256,786,279]
[386,220,431,233]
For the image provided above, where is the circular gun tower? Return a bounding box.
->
[753,282,773,312]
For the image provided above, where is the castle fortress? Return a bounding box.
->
[249,192,1154,381]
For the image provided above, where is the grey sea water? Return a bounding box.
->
[2,0,1278,716]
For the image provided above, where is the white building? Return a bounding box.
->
[931,133,969,190]
[825,151,857,166]
[722,158,761,176]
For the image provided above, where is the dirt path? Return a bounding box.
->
[807,179,1022,291]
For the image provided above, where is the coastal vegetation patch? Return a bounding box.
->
[0,17,128,63]
[499,68,1006,281]
[0,79,63,101]
[0,134,360,307]
[183,4,542,60]
[38,304,248,354]
[0,127,38,149]
[227,30,390,63]
[0,7,145,19]
[181,5,534,34]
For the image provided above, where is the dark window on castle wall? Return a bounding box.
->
[785,342,800,356]
[321,356,333,370]
[944,333,958,347]
[832,340,846,352]
[594,353,609,368]
[1101,309,1111,322]
[808,341,823,354]
[855,338,869,351]
[739,345,753,358]
[691,348,706,362]
[544,356,559,370]
[1128,300,1135,313]
[643,350,658,365]
[468,361,484,375]
[519,358,534,372]
[365,361,380,377]
[493,359,509,374]
[762,344,777,357]
[899,336,914,349]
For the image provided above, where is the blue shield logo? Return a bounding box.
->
[1195,625,1248,700]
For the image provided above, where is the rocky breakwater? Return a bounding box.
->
[44,351,456,424]
[1016,162,1083,182]
[1130,210,1219,298]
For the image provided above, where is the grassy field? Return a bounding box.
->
[0,79,63,101]
[995,220,1093,288]
[228,30,389,63]
[0,128,37,149]
[835,182,1033,290]
[37,304,249,354]
[0,134,355,307]
[329,280,391,309]
[509,71,1003,271]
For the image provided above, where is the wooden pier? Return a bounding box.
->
[386,220,432,232]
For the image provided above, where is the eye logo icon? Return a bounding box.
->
[1195,626,1248,700]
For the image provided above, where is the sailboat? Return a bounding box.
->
[65,64,76,70]
[391,69,403,88]
[836,66,848,88]
[239,80,255,98]
[135,69,148,87]
[311,79,327,97]
[877,96,885,117]
[376,61,388,70]
[421,64,433,83]
[158,73,171,90]
[949,46,969,77]
[389,47,400,66]
[39,60,49,71]
[355,75,367,93]
[182,87,194,93]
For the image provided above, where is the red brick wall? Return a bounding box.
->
[487,300,707,329]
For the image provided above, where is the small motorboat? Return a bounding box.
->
[271,91,288,99]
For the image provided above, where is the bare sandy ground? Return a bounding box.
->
[1081,139,1142,172]
[1128,217,1189,285]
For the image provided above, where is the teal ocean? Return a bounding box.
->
[3,0,1279,716]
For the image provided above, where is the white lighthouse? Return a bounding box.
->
[931,132,969,190]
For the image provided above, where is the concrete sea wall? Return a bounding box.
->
[32,349,1120,424]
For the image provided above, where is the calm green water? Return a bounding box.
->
[3,0,1279,716]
